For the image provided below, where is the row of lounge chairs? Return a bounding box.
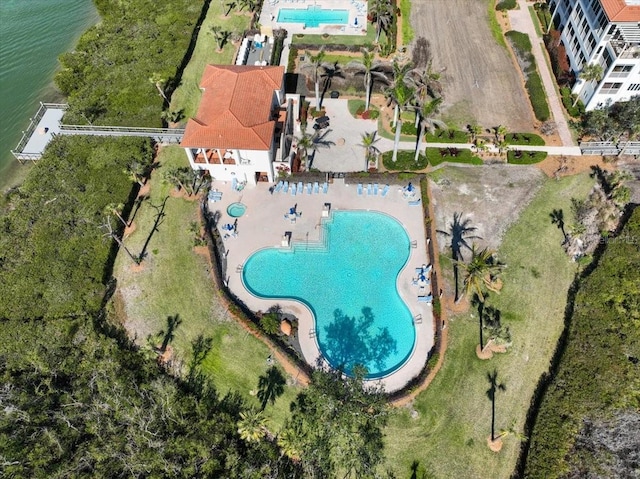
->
[274,180,328,195]
[357,183,389,197]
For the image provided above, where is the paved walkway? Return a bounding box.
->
[509,0,574,147]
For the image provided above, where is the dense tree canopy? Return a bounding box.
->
[523,206,640,478]
[56,0,204,126]
[0,317,298,478]
[282,367,389,478]
[0,136,152,320]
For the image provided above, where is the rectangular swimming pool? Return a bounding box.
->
[277,6,349,28]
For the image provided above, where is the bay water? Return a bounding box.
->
[0,0,98,190]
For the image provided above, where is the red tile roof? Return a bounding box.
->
[181,65,285,150]
[600,0,640,22]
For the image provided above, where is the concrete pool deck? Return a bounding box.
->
[259,0,368,36]
[209,177,434,393]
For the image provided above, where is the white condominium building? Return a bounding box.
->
[550,0,640,109]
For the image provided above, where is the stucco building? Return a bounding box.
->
[550,0,640,109]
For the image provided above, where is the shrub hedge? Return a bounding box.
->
[560,86,586,117]
[496,0,517,10]
[505,30,551,121]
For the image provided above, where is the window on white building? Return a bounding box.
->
[599,82,623,94]
[610,65,634,78]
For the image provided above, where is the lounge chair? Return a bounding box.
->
[322,182,328,193]
[297,181,303,193]
[231,177,238,191]
[274,180,283,193]
[373,183,379,195]
[313,181,319,194]
[282,181,289,193]
[357,183,363,195]
[367,183,373,195]
[381,184,390,197]
[418,294,433,303]
[291,184,297,195]
[408,198,421,206]
[306,182,312,194]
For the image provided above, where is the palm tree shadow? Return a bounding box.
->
[159,313,182,353]
[437,212,482,300]
[138,195,169,262]
[322,307,397,376]
[319,61,344,106]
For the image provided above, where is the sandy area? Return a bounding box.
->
[430,164,546,253]
[408,0,533,132]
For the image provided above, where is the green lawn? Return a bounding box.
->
[383,171,595,478]
[112,146,299,429]
[170,10,252,121]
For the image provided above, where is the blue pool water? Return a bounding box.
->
[227,202,247,218]
[242,211,415,378]
[277,6,349,28]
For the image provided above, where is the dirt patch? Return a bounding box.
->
[430,165,545,253]
[536,154,618,178]
[408,0,534,131]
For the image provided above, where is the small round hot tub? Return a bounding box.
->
[227,202,247,218]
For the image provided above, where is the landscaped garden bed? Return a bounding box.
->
[507,149,547,164]
[381,150,429,171]
[425,147,483,166]
[505,132,545,146]
[505,30,550,122]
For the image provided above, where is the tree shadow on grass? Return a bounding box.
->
[322,307,397,376]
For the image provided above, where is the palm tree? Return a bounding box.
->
[409,62,443,107]
[385,61,415,162]
[257,366,286,411]
[575,63,604,106]
[360,131,381,170]
[149,73,169,105]
[356,48,385,112]
[210,25,231,51]
[486,369,506,443]
[413,97,445,163]
[369,0,394,43]
[468,124,483,144]
[306,49,326,109]
[549,208,568,243]
[277,427,301,461]
[458,245,504,351]
[290,130,334,170]
[437,212,481,301]
[125,160,147,187]
[237,409,268,443]
[494,124,508,144]
[224,0,237,16]
[459,245,503,302]
[103,203,127,228]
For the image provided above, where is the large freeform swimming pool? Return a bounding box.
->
[277,6,349,28]
[242,211,415,378]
